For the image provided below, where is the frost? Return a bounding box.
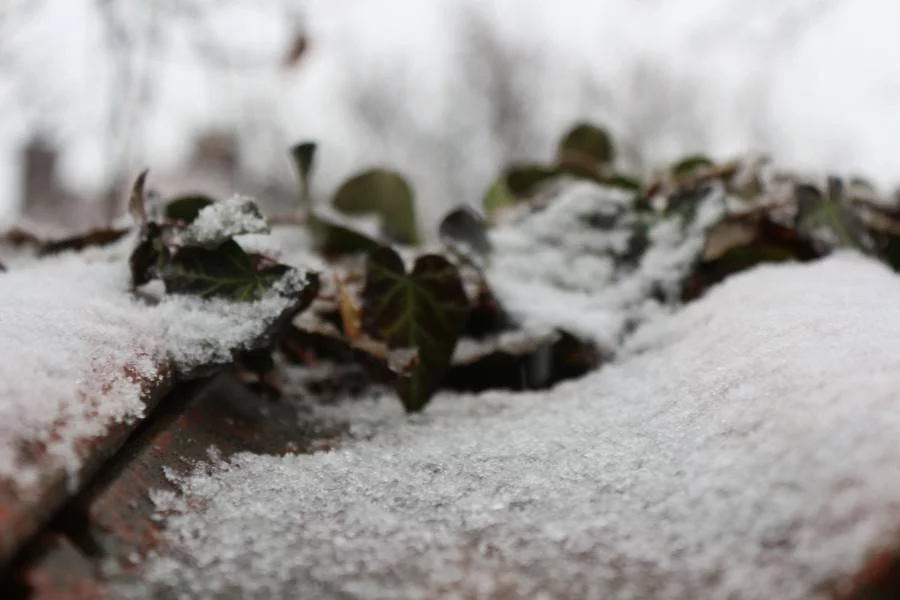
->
[125,251,900,599]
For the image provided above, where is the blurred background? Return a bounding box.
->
[0,0,897,235]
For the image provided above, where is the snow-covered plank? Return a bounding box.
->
[120,252,900,599]
[0,243,312,566]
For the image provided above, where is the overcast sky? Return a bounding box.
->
[2,0,900,228]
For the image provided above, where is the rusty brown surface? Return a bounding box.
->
[5,371,344,596]
[16,534,105,600]
[0,364,175,572]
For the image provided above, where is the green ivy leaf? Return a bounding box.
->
[362,246,470,412]
[602,174,642,192]
[483,165,560,221]
[130,222,165,287]
[796,179,870,251]
[557,122,615,176]
[670,155,714,178]
[165,194,215,222]
[290,142,317,208]
[161,239,290,301]
[315,216,383,256]
[438,206,492,262]
[332,169,419,245]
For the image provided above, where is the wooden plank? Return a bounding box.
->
[0,364,174,570]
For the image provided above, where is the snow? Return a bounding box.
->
[174,195,270,247]
[0,243,313,492]
[123,251,900,599]
[0,257,161,491]
[487,179,723,350]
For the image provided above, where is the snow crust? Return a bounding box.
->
[129,251,900,599]
[0,248,310,492]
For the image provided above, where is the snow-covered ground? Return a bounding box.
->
[120,251,900,599]
[4,0,900,230]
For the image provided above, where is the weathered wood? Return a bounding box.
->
[0,364,174,571]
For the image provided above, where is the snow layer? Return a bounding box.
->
[487,179,723,349]
[128,251,900,599]
[174,195,269,247]
[0,249,310,492]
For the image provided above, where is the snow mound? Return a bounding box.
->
[129,251,900,599]
[487,179,723,349]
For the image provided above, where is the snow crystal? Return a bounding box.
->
[175,195,270,247]
[0,245,312,492]
[0,256,163,490]
[126,251,900,599]
[487,179,723,349]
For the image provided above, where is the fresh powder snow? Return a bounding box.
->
[487,179,724,350]
[0,240,313,492]
[124,251,900,599]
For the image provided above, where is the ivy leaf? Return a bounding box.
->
[313,214,384,256]
[130,222,165,287]
[290,142,317,208]
[602,174,641,192]
[557,122,615,177]
[483,165,560,221]
[332,169,419,245]
[362,246,470,412]
[438,205,492,263]
[670,155,714,178]
[796,179,870,251]
[161,239,291,301]
[165,194,215,222]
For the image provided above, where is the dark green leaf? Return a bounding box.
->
[363,246,470,412]
[130,222,164,287]
[438,206,492,261]
[602,174,642,191]
[483,165,561,221]
[332,169,419,245]
[290,142,317,208]
[291,142,317,181]
[311,212,383,256]
[165,194,215,222]
[557,122,615,175]
[162,239,291,301]
[666,183,713,227]
[670,155,714,177]
[796,179,870,251]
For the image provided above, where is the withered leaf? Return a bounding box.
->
[39,227,130,256]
